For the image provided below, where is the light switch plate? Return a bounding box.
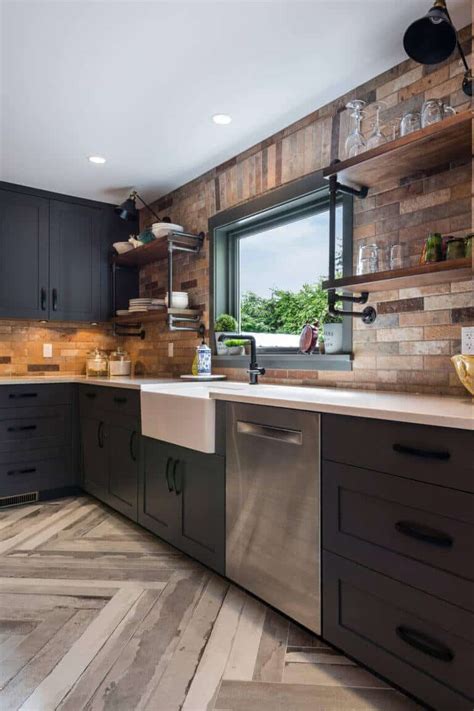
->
[168,343,174,358]
[43,343,53,358]
[461,327,474,355]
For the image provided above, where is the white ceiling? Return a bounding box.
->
[0,0,470,205]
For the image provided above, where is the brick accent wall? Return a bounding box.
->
[124,24,472,395]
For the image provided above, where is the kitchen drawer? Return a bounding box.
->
[79,385,140,420]
[0,406,71,453]
[0,384,73,409]
[322,414,473,491]
[323,460,474,611]
[0,453,75,497]
[323,551,474,710]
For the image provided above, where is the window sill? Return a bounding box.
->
[213,353,353,372]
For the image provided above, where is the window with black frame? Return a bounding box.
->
[210,172,353,371]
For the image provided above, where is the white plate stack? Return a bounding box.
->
[128,298,153,313]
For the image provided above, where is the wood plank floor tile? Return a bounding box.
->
[0,496,420,711]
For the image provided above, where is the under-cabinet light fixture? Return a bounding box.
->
[88,155,107,164]
[212,114,232,125]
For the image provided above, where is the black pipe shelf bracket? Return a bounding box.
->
[111,230,206,335]
[327,169,376,324]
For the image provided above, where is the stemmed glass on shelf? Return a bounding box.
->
[366,101,387,149]
[344,100,367,158]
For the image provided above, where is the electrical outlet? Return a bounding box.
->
[168,342,174,358]
[43,343,53,358]
[461,327,474,355]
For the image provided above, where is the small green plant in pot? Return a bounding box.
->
[224,338,249,356]
[214,314,238,354]
[322,311,343,354]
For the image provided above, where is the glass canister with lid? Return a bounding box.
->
[109,347,132,376]
[86,348,109,377]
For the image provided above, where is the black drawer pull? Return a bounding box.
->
[129,431,138,462]
[7,467,37,476]
[395,520,453,548]
[52,288,58,311]
[7,425,37,432]
[85,392,97,400]
[98,421,105,449]
[396,625,454,662]
[8,392,38,400]
[165,457,174,492]
[393,443,450,461]
[113,396,127,405]
[173,459,182,496]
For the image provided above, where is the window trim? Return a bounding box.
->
[209,170,353,371]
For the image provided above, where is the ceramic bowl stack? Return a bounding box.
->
[151,222,184,239]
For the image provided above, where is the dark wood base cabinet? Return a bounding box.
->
[139,437,225,574]
[322,414,474,711]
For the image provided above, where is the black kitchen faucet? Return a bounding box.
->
[218,334,265,384]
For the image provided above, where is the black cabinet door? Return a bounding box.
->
[0,189,49,319]
[139,438,181,546]
[80,415,108,503]
[49,200,102,321]
[107,419,139,522]
[176,450,225,574]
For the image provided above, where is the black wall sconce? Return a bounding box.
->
[115,190,170,223]
[403,0,471,96]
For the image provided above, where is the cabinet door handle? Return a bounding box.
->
[52,288,58,311]
[129,431,138,462]
[7,424,37,432]
[7,467,37,476]
[85,392,97,400]
[98,421,105,448]
[40,287,47,311]
[8,392,38,400]
[396,625,454,662]
[113,396,127,405]
[165,457,174,492]
[173,459,182,496]
[393,443,450,461]
[395,520,453,548]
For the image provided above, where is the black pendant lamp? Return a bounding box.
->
[115,190,169,223]
[403,0,472,96]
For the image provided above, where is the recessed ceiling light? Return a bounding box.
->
[212,113,232,125]
[88,155,106,164]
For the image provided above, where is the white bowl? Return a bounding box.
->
[113,241,134,254]
[151,222,184,238]
[165,292,189,309]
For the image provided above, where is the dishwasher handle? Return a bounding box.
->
[237,420,303,445]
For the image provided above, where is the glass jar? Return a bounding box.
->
[109,348,131,376]
[465,234,473,259]
[86,348,109,377]
[357,244,379,275]
[445,237,466,261]
[421,233,443,264]
[400,112,421,136]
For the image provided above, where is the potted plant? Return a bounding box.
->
[214,313,238,354]
[322,312,343,354]
[223,338,249,356]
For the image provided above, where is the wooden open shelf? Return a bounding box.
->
[113,307,201,326]
[323,111,471,189]
[322,258,472,294]
[113,232,203,268]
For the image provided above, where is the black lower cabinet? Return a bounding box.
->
[323,551,474,711]
[140,437,225,574]
[80,411,139,522]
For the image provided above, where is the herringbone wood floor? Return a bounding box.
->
[0,496,420,710]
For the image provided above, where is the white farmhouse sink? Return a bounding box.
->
[140,382,248,453]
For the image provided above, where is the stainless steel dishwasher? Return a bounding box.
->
[226,402,320,633]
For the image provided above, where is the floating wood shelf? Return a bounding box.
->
[113,308,201,326]
[112,231,204,268]
[322,258,472,294]
[323,111,471,189]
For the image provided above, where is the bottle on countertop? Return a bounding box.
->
[196,339,212,376]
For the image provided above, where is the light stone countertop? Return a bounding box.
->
[0,375,472,429]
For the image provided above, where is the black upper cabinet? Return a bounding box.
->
[0,189,49,319]
[0,182,126,322]
[49,201,102,322]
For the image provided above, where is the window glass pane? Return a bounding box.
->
[239,205,342,348]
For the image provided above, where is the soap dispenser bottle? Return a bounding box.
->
[195,338,212,376]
